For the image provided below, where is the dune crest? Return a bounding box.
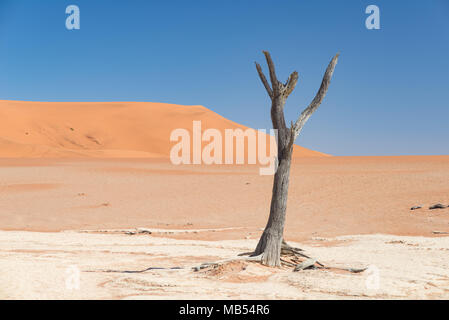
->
[0,100,327,159]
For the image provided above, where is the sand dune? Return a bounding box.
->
[0,100,326,159]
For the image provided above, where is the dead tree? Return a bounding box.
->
[254,51,339,267]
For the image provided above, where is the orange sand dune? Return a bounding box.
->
[0,100,326,159]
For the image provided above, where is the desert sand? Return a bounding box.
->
[0,101,448,299]
[1,231,449,299]
[1,157,448,239]
[1,157,448,299]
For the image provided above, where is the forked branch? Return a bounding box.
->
[256,54,299,100]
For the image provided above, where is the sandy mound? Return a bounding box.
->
[0,100,326,158]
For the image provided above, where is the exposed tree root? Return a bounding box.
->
[87,266,184,273]
[90,240,365,275]
[192,254,263,272]
[235,240,365,274]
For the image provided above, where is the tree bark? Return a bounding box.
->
[254,152,292,266]
[254,51,339,267]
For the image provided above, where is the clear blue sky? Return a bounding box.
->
[0,0,448,156]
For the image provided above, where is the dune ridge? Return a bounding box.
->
[0,100,327,159]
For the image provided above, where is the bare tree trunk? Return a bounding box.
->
[254,152,292,266]
[254,51,339,267]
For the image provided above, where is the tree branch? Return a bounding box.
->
[284,71,298,97]
[263,51,280,96]
[292,53,339,138]
[255,62,273,98]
